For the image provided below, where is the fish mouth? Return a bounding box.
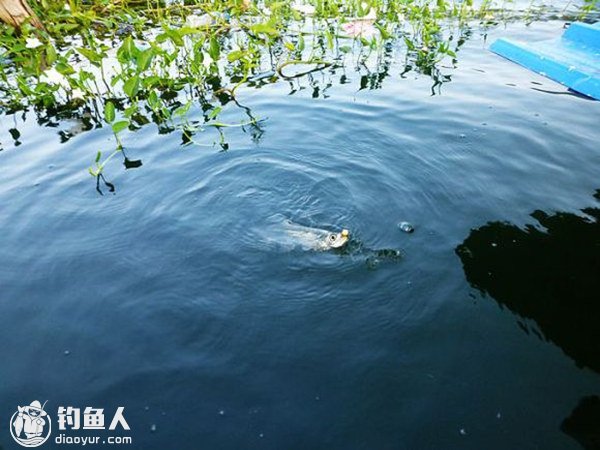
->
[329,232,350,248]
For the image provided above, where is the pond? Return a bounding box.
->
[1,10,600,450]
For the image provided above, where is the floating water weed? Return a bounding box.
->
[0,0,597,191]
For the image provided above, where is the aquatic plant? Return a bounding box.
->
[0,0,597,191]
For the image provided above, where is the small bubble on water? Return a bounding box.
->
[398,222,414,233]
[64,350,70,356]
[144,406,150,411]
[259,433,264,438]
[219,410,226,416]
[459,133,466,138]
[491,242,497,247]
[315,396,320,401]
[496,412,502,419]
[150,424,156,433]
[459,428,467,436]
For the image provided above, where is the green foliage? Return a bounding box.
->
[1,0,596,186]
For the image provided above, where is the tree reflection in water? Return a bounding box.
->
[456,190,600,449]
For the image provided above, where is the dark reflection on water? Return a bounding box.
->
[562,396,600,450]
[457,191,600,449]
[456,190,600,373]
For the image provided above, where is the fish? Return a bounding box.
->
[281,220,350,251]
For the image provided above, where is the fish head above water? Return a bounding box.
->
[326,229,350,249]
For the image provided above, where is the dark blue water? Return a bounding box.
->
[1,20,600,449]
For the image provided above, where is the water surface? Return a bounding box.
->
[1,19,600,450]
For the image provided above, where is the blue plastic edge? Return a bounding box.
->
[563,22,600,49]
[490,35,600,100]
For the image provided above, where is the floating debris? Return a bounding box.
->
[398,222,415,233]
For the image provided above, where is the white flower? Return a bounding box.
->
[25,37,43,49]
[292,3,316,15]
[64,3,70,10]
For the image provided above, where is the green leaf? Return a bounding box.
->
[17,76,33,96]
[166,28,184,47]
[124,104,138,119]
[173,102,192,117]
[207,106,222,120]
[326,29,334,50]
[227,50,244,62]
[46,44,57,66]
[375,23,392,39]
[55,61,75,75]
[148,90,159,109]
[123,75,140,98]
[95,151,102,163]
[77,47,102,65]
[208,36,220,61]
[298,34,305,52]
[250,22,279,37]
[104,101,115,123]
[136,48,154,73]
[112,120,130,134]
[117,36,139,63]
